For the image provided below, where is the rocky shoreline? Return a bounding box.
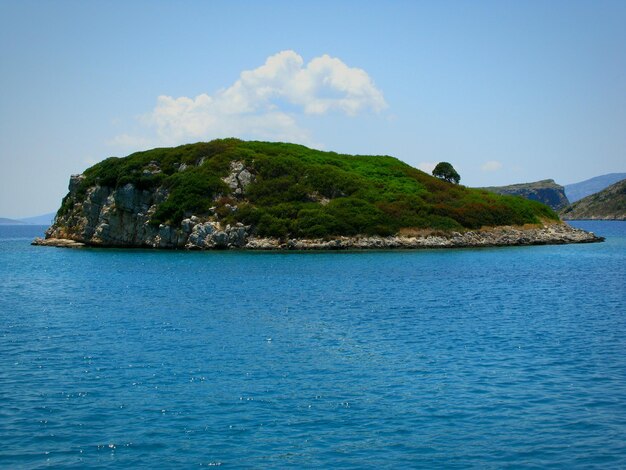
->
[33,222,603,250]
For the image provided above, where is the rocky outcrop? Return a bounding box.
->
[481,179,570,211]
[32,238,85,248]
[46,178,168,246]
[221,160,255,197]
[561,179,626,220]
[185,219,249,249]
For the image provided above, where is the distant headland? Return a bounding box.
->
[481,179,569,211]
[480,175,625,220]
[34,139,603,250]
[561,179,626,220]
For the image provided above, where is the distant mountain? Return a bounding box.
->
[18,212,56,225]
[0,217,26,225]
[0,212,55,225]
[480,179,570,211]
[561,179,626,220]
[564,173,626,203]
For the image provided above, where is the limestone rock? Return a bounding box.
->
[44,175,173,247]
[142,161,161,175]
[222,160,255,196]
[186,221,250,249]
[32,237,85,248]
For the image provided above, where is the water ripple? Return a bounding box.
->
[0,222,625,468]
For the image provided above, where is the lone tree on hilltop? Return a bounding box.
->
[432,162,460,184]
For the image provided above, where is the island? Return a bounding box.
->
[561,179,626,220]
[34,139,603,249]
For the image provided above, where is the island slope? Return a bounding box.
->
[36,139,601,249]
[561,179,626,220]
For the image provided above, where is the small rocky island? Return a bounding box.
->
[35,139,603,250]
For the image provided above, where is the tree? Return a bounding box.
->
[432,162,460,184]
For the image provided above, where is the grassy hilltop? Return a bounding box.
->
[63,138,557,239]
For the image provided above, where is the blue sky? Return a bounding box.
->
[1,0,625,218]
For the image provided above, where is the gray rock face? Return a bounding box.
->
[186,221,250,249]
[45,172,253,249]
[187,221,217,248]
[222,161,255,196]
[46,176,172,247]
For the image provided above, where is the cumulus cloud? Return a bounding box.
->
[113,50,387,149]
[142,96,311,147]
[216,50,386,116]
[481,160,503,172]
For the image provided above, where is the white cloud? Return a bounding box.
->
[142,96,312,146]
[112,50,386,150]
[418,162,437,174]
[481,160,503,172]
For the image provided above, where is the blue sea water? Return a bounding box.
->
[1,222,625,468]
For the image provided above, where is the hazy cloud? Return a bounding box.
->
[108,133,153,148]
[418,162,437,174]
[113,50,386,149]
[481,160,503,172]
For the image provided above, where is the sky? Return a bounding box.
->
[1,0,625,218]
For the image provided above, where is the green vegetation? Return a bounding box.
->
[432,161,461,184]
[72,138,558,238]
[560,179,626,220]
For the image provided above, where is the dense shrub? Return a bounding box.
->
[151,172,227,226]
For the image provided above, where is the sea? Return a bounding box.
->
[1,221,625,468]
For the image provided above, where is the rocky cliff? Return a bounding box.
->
[560,179,626,220]
[35,139,602,250]
[481,179,570,211]
[42,163,254,249]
